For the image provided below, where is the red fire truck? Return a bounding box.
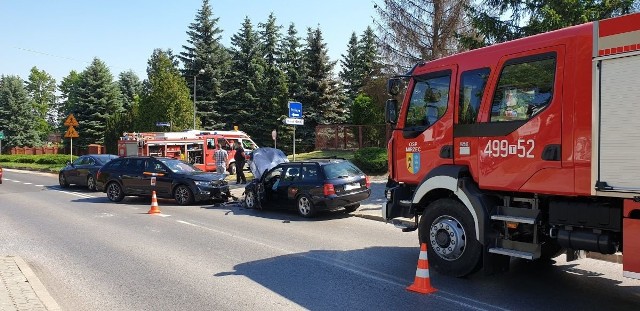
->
[383,13,640,278]
[117,130,257,174]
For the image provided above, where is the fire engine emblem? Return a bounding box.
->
[406,152,421,174]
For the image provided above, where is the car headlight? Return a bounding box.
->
[194,181,211,187]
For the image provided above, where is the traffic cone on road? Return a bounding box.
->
[148,191,161,214]
[406,242,437,294]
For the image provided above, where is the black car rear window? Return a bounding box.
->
[103,159,124,170]
[322,161,364,179]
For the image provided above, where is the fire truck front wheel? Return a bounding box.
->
[419,198,482,277]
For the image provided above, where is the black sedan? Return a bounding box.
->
[59,154,118,191]
[244,148,371,218]
[95,156,230,205]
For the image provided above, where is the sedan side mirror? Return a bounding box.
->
[66,161,72,166]
[387,78,402,96]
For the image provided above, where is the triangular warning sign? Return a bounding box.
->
[64,114,79,127]
[64,126,79,138]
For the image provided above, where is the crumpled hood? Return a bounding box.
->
[180,171,227,182]
[249,147,289,180]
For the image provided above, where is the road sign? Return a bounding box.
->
[64,126,79,138]
[64,114,79,127]
[0,131,4,140]
[285,118,304,125]
[271,129,277,140]
[288,102,302,118]
[156,122,171,127]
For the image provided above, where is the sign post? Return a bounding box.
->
[64,114,79,162]
[271,129,277,148]
[0,130,4,154]
[287,102,303,161]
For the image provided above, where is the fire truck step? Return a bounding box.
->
[488,248,536,260]
[491,206,540,224]
[490,239,541,260]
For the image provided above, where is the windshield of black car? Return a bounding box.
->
[322,161,364,179]
[158,158,201,173]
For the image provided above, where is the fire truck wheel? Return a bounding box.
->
[106,182,124,202]
[418,198,482,277]
[174,185,194,205]
[59,173,69,188]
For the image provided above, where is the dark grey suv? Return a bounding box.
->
[96,156,230,205]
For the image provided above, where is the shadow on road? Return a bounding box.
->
[201,200,355,222]
[214,246,640,310]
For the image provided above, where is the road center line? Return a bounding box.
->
[54,190,96,199]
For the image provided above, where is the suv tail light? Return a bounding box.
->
[365,175,371,188]
[323,183,335,196]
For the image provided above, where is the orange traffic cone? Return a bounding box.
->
[406,242,437,294]
[148,191,161,214]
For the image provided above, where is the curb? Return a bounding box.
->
[12,256,61,311]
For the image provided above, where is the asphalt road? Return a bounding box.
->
[1,169,639,310]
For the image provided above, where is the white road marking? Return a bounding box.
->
[23,182,32,185]
[35,185,44,187]
[173,220,505,311]
[55,190,96,199]
[4,178,11,181]
[12,180,20,183]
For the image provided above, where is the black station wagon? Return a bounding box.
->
[244,148,371,217]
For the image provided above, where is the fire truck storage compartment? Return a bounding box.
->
[597,54,640,192]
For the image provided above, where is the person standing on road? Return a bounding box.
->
[214,143,229,174]
[234,142,247,184]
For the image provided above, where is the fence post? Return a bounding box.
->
[334,125,339,150]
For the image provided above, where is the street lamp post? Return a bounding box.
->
[193,69,205,129]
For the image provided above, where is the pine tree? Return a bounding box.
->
[280,23,304,101]
[299,27,345,151]
[339,32,361,101]
[0,75,42,151]
[73,58,123,147]
[25,67,57,142]
[224,17,265,136]
[140,49,194,132]
[463,0,637,48]
[258,13,289,147]
[179,0,229,130]
[117,70,142,111]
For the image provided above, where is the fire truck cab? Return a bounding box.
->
[383,13,640,278]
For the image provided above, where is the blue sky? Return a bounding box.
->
[0,0,377,84]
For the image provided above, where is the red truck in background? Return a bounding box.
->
[118,130,258,174]
[383,13,640,278]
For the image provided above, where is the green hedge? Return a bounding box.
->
[353,147,388,175]
[0,154,75,165]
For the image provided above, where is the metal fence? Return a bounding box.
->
[315,124,390,150]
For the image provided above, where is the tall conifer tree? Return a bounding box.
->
[0,75,42,151]
[179,0,229,130]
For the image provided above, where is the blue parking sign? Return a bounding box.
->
[288,102,302,118]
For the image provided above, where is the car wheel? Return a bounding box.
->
[106,182,124,202]
[344,203,360,213]
[87,175,96,191]
[244,189,257,209]
[297,194,316,218]
[59,173,69,188]
[174,185,194,205]
[418,198,482,277]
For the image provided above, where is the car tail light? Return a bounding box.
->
[323,183,335,196]
[365,175,371,188]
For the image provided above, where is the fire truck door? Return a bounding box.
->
[476,48,564,192]
[393,66,457,184]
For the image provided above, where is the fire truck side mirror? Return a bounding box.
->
[387,78,402,96]
[385,99,398,124]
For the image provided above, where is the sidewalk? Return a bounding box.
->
[0,256,60,311]
[227,175,387,221]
